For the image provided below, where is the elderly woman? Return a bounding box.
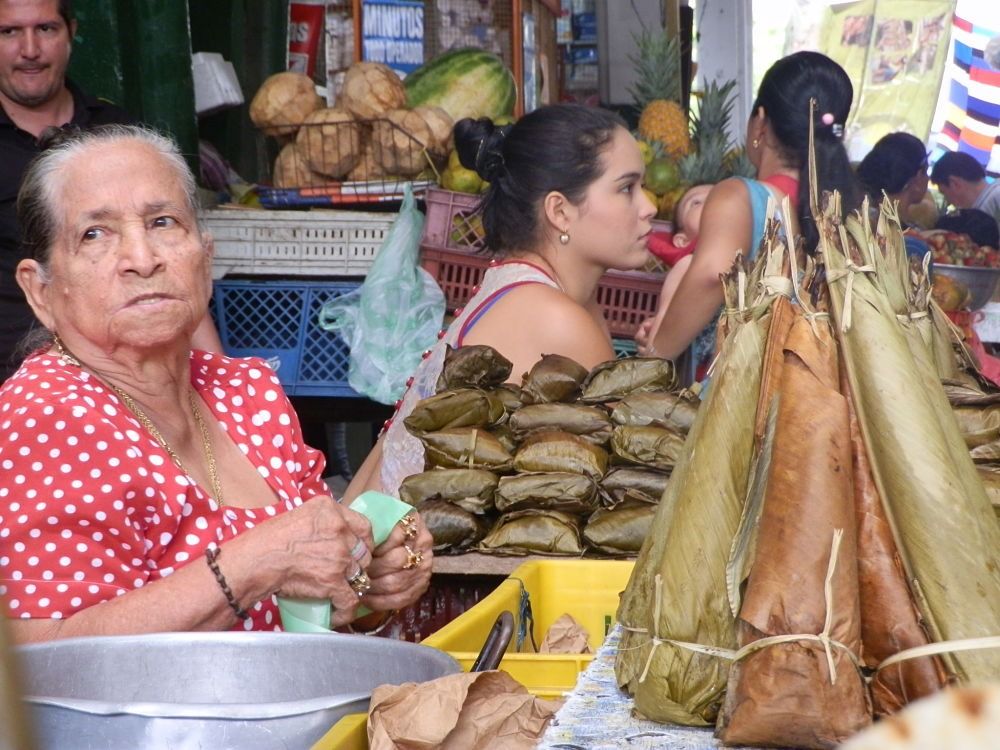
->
[0,125,432,642]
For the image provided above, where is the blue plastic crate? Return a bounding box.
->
[613,338,637,359]
[211,280,362,398]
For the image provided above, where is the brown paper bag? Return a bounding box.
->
[538,613,591,654]
[367,670,559,750]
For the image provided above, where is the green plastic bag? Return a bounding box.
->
[318,184,446,404]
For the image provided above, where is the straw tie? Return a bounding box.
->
[826,261,875,332]
[466,428,478,469]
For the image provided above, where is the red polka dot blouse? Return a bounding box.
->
[0,351,330,631]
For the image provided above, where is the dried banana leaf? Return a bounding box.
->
[519,353,589,404]
[718,307,870,749]
[509,403,613,445]
[600,467,671,508]
[942,379,1000,406]
[491,384,524,414]
[952,404,1000,442]
[584,504,656,555]
[398,468,499,514]
[610,391,699,434]
[491,424,518,454]
[971,439,1000,464]
[610,425,687,471]
[513,429,608,479]
[820,194,1000,684]
[403,388,505,434]
[478,509,584,556]
[495,472,599,514]
[616,239,784,727]
[977,467,1000,521]
[419,427,513,471]
[417,498,491,551]
[436,344,513,391]
[579,357,677,403]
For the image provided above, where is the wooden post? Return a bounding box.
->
[352,0,363,63]
[512,0,525,117]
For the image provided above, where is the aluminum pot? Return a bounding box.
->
[16,631,459,750]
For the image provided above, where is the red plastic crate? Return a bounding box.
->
[420,188,665,338]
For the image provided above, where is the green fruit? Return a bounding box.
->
[644,158,680,195]
[441,165,483,194]
[448,149,462,170]
[405,48,517,122]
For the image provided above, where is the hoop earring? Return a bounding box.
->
[559,232,570,245]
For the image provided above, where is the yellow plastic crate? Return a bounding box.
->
[422,558,634,700]
[311,558,634,749]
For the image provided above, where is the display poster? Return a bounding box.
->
[933,1,1000,176]
[362,0,424,76]
[816,0,954,159]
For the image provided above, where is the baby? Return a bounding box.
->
[638,184,712,354]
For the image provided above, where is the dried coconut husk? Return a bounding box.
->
[436,345,513,392]
[615,240,784,726]
[610,391,699,434]
[609,425,686,471]
[419,427,513,471]
[513,430,608,480]
[398,468,498,514]
[584,504,657,555]
[842,361,947,718]
[403,388,505,434]
[519,354,589,404]
[717,305,871,749]
[599,467,671,508]
[509,403,613,446]
[478,509,584,556]
[494,472,599,515]
[818,188,1000,684]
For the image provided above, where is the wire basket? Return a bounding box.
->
[258,117,439,208]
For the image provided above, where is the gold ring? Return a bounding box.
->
[403,544,423,570]
[347,567,371,597]
[399,514,418,540]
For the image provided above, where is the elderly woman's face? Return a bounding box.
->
[36,140,211,353]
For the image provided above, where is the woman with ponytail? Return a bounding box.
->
[346,104,657,498]
[639,51,861,368]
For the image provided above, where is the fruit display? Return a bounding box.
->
[339,61,407,119]
[249,71,323,137]
[404,47,517,123]
[295,107,361,178]
[918,229,1000,267]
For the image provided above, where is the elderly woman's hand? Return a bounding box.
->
[360,512,434,613]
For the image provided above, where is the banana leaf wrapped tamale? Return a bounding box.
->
[419,427,513,471]
[403,388,505,434]
[508,403,613,445]
[584,504,657,555]
[513,429,608,479]
[599,466,671,508]
[478,509,584,555]
[494,472,599,514]
[610,425,686,471]
[615,234,787,726]
[579,358,677,404]
[417,498,491,551]
[977,467,1000,520]
[436,344,513,391]
[519,353,589,404]
[398,468,499,514]
[491,384,525,414]
[610,391,699,434]
[491,424,518,454]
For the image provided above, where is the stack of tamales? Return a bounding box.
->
[614,192,1000,748]
[398,345,697,556]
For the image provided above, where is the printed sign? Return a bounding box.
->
[362,0,424,76]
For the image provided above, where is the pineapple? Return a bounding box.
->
[629,31,690,160]
[679,80,739,185]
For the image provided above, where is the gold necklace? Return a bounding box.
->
[53,335,226,506]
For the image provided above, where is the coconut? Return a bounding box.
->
[373,109,432,176]
[412,105,454,163]
[250,71,323,137]
[346,134,385,182]
[272,143,330,188]
[295,108,362,178]
[340,62,407,119]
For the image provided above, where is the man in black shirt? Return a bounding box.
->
[0,0,134,380]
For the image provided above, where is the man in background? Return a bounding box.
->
[0,0,134,380]
[930,151,1000,232]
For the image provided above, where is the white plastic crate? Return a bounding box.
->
[202,208,396,278]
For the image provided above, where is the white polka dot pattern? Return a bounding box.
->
[0,352,329,631]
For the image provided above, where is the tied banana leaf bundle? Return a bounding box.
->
[436,344,513,391]
[417,498,491,551]
[403,388,505,434]
[977,467,1000,520]
[519,353,589,404]
[513,429,609,480]
[490,384,525,415]
[419,427,513,472]
[398,468,499,514]
[610,425,687,471]
[508,403,613,446]
[584,504,657,555]
[478,509,584,556]
[579,358,677,404]
[494,472,600,515]
[599,467,671,508]
[610,391,699,434]
[615,235,787,726]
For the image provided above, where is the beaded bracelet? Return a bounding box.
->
[205,547,251,621]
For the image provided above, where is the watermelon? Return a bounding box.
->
[404,48,517,123]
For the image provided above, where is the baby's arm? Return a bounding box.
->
[636,255,693,356]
